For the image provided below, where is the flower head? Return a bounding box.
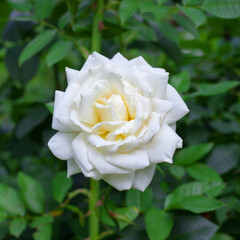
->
[48,52,189,191]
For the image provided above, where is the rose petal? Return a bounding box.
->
[48,132,77,160]
[152,98,173,123]
[111,52,129,66]
[65,67,85,84]
[67,159,81,177]
[87,145,131,174]
[130,56,152,69]
[106,147,149,171]
[132,164,156,191]
[81,52,110,72]
[164,84,189,124]
[72,133,94,172]
[103,173,135,191]
[54,83,81,131]
[147,123,182,164]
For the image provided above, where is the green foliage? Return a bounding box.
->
[1,0,240,239]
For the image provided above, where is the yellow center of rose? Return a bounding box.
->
[95,94,129,122]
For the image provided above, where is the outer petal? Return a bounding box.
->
[111,52,128,67]
[81,52,110,72]
[54,83,81,131]
[103,173,135,191]
[132,165,156,191]
[72,133,94,172]
[48,132,77,160]
[87,146,131,175]
[65,67,85,84]
[164,84,189,124]
[147,124,182,164]
[152,98,173,123]
[106,147,149,171]
[67,159,81,177]
[140,67,169,99]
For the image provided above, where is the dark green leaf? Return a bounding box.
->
[16,106,49,138]
[0,184,25,216]
[118,0,138,24]
[126,188,153,212]
[183,0,204,5]
[145,207,174,240]
[45,102,54,114]
[212,233,234,240]
[170,70,190,93]
[168,165,185,180]
[177,5,206,27]
[18,172,45,214]
[9,218,27,238]
[174,143,214,166]
[202,0,240,19]
[19,30,56,66]
[207,144,239,174]
[178,195,225,213]
[0,221,8,240]
[6,0,31,11]
[169,215,218,240]
[159,21,180,45]
[46,40,73,66]
[34,0,55,19]
[51,171,73,203]
[139,1,160,13]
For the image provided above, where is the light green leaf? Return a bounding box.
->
[212,233,235,240]
[177,5,206,27]
[202,0,240,19]
[164,181,225,210]
[178,195,225,213]
[118,0,138,24]
[126,188,153,212]
[168,165,186,180]
[6,0,31,11]
[170,70,190,93]
[19,30,56,66]
[45,102,54,114]
[159,21,179,45]
[34,0,55,19]
[145,207,174,240]
[0,183,26,216]
[183,0,204,5]
[174,143,214,166]
[51,171,73,203]
[9,218,27,238]
[18,172,45,214]
[138,1,159,13]
[46,40,73,66]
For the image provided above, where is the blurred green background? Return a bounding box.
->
[0,0,240,239]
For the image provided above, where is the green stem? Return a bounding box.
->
[89,1,103,239]
[91,0,103,52]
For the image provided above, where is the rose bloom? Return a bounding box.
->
[48,52,189,191]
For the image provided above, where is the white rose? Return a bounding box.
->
[48,52,189,191]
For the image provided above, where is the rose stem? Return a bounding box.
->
[89,0,103,240]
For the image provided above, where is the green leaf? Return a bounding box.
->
[45,102,54,114]
[212,233,234,240]
[159,21,180,45]
[145,207,174,240]
[168,165,185,180]
[168,215,218,240]
[138,1,159,13]
[174,143,214,166]
[170,70,190,93]
[0,184,25,216]
[46,40,73,66]
[126,188,153,212]
[19,30,56,66]
[118,0,138,24]
[177,5,206,27]
[164,181,224,210]
[51,171,73,203]
[31,215,53,240]
[173,14,198,37]
[6,0,31,11]
[183,0,204,5]
[9,218,27,238]
[202,0,240,19]
[187,164,224,197]
[177,195,225,213]
[34,0,55,19]
[18,172,45,214]
[193,81,240,97]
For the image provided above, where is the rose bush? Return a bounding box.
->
[48,52,189,191]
